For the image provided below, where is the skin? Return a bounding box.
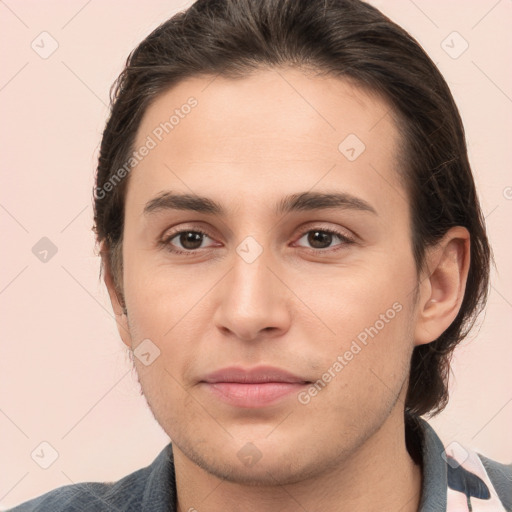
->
[102,67,470,511]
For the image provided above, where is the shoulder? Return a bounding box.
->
[7,443,176,512]
[413,416,512,512]
[7,467,148,512]
[477,454,512,511]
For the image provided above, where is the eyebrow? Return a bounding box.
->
[143,190,377,217]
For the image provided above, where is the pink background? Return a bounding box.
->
[1,0,511,507]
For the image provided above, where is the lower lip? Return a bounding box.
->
[202,382,308,408]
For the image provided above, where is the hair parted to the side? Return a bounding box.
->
[92,0,491,417]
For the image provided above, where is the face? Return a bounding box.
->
[112,67,424,485]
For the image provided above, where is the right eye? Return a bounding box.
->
[161,229,218,255]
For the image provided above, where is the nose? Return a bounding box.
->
[213,247,292,342]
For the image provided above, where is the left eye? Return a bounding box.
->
[295,228,354,251]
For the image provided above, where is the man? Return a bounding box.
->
[10,0,511,510]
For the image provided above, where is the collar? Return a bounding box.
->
[409,414,507,511]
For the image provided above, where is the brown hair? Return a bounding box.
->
[93,0,491,417]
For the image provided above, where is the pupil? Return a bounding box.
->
[181,232,203,249]
[308,231,331,249]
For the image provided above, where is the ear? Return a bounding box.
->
[100,243,133,350]
[414,226,471,346]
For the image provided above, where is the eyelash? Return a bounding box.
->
[160,226,355,257]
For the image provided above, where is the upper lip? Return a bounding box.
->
[201,366,310,384]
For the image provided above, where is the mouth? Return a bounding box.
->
[199,365,311,408]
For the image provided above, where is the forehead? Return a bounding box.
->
[127,67,404,214]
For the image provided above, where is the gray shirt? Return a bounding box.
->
[7,416,511,511]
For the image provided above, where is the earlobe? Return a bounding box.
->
[100,245,132,349]
[414,227,471,346]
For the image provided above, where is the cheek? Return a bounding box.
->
[299,298,415,429]
[297,260,417,403]
[297,256,417,336]
[123,253,201,334]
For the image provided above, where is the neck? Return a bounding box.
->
[173,407,423,512]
